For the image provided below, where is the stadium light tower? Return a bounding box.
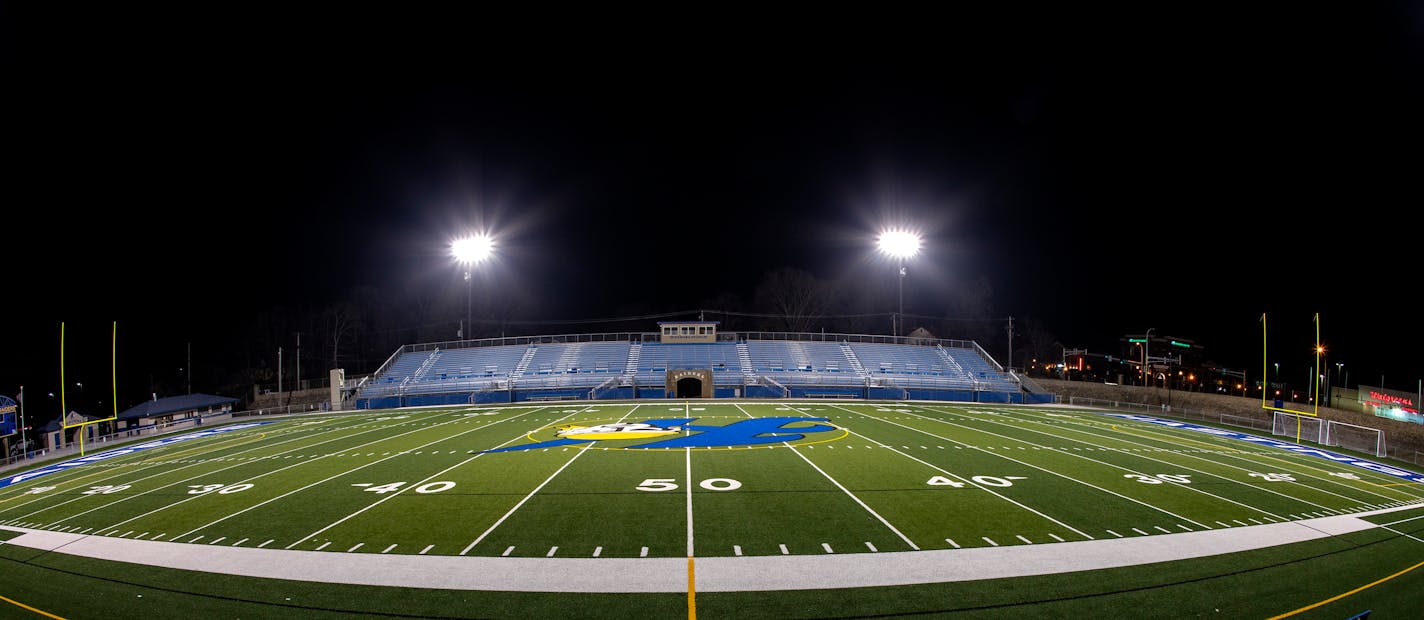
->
[451,233,495,339]
[877,230,921,338]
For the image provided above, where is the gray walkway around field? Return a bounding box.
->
[1,505,1414,593]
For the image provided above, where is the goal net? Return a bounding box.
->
[1273,411,1324,444]
[1325,420,1386,458]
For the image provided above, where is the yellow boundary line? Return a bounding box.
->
[1268,558,1424,618]
[0,594,67,620]
[687,556,697,619]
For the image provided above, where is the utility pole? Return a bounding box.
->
[278,347,283,395]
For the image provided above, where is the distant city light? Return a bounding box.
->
[877,230,921,258]
[451,234,494,265]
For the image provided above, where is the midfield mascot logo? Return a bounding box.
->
[484,417,843,453]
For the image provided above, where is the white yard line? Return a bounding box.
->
[166,410,543,543]
[459,405,642,556]
[782,442,919,550]
[821,404,1102,538]
[0,415,390,522]
[871,401,1275,530]
[287,407,575,549]
[1021,407,1424,502]
[984,407,1389,508]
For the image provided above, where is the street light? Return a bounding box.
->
[876,230,921,338]
[451,233,495,340]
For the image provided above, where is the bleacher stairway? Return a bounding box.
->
[736,342,756,381]
[620,342,642,386]
[839,342,867,377]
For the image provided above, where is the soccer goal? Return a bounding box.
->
[1326,420,1387,458]
[1273,411,1324,444]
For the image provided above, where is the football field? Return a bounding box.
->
[3,400,1424,617]
[5,401,1423,560]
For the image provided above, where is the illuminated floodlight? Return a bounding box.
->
[877,230,922,259]
[451,234,495,265]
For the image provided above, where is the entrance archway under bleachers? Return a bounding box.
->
[667,369,713,398]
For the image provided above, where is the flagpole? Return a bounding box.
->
[18,385,25,462]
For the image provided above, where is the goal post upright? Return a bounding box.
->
[60,321,121,456]
[1261,312,1322,446]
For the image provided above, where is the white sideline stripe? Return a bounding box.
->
[783,442,920,550]
[821,543,834,553]
[945,539,960,548]
[419,545,433,555]
[593,546,602,557]
[779,544,788,555]
[382,544,397,554]
[640,547,649,557]
[983,537,998,546]
[547,547,558,557]
[865,542,878,552]
[733,545,741,556]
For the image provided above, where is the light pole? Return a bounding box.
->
[1143,327,1154,387]
[451,233,495,340]
[876,230,921,338]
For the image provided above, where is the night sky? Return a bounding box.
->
[5,5,1423,422]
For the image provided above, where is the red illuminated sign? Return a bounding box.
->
[1368,391,1414,407]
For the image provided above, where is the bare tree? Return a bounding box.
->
[324,301,363,371]
[753,267,835,333]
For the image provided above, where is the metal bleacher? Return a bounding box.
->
[633,343,744,384]
[511,341,631,389]
[355,331,1025,406]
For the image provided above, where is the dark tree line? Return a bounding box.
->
[200,267,1063,408]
